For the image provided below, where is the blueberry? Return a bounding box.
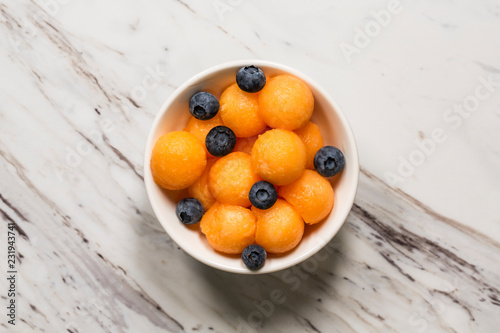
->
[205,126,236,157]
[314,146,345,177]
[249,181,278,210]
[242,244,267,270]
[236,66,266,93]
[176,198,204,225]
[189,92,219,120]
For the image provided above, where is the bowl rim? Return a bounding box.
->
[144,59,359,274]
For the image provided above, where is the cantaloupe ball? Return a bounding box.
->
[200,202,257,254]
[187,158,218,210]
[233,135,259,155]
[294,121,324,169]
[251,129,306,186]
[252,199,304,253]
[150,131,207,190]
[219,83,267,137]
[184,114,224,157]
[279,170,334,225]
[209,152,261,207]
[258,75,314,130]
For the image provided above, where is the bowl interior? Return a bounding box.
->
[144,61,359,274]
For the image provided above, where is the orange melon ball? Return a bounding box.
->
[219,83,266,137]
[200,202,257,254]
[150,131,207,190]
[252,199,304,254]
[294,121,324,169]
[187,158,218,210]
[209,152,261,207]
[233,135,259,155]
[279,170,334,225]
[251,129,306,186]
[184,114,224,157]
[258,75,314,130]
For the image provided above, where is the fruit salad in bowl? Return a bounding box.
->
[144,60,359,274]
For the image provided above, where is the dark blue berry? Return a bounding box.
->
[189,92,219,120]
[249,181,278,210]
[314,146,345,177]
[236,66,266,93]
[205,126,236,157]
[242,244,267,270]
[176,198,204,225]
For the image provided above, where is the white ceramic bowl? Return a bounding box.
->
[144,60,359,274]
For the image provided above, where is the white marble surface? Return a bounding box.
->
[1,0,500,332]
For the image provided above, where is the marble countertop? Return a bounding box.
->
[1,0,499,332]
